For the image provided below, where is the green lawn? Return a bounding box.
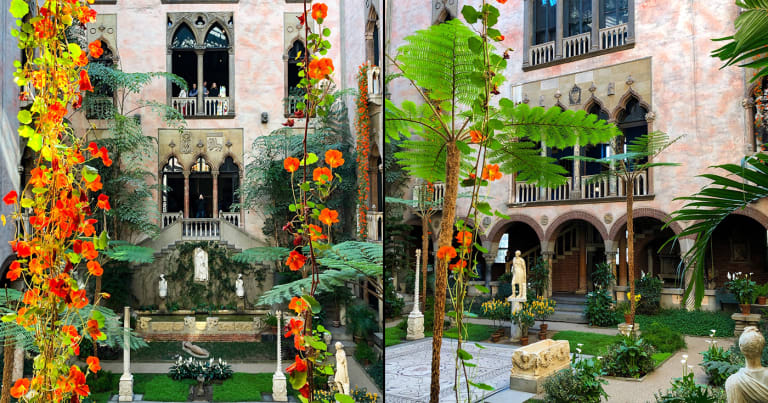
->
[212,373,266,401]
[551,331,623,356]
[652,352,673,367]
[635,309,734,337]
[443,323,498,341]
[385,326,406,347]
[141,376,195,401]
[132,341,276,362]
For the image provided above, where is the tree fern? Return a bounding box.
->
[232,247,291,265]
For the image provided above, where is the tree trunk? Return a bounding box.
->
[1,335,14,403]
[627,180,635,319]
[429,142,461,403]
[421,213,429,312]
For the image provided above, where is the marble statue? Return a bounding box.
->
[511,250,527,300]
[334,342,350,395]
[182,341,210,359]
[236,273,245,298]
[194,247,209,282]
[158,274,168,298]
[726,326,768,402]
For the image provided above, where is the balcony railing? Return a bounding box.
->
[512,170,649,204]
[220,211,241,228]
[182,218,221,241]
[529,41,555,66]
[284,94,303,117]
[161,212,182,228]
[412,182,445,210]
[171,97,230,117]
[599,23,628,50]
[366,211,383,242]
[563,32,591,58]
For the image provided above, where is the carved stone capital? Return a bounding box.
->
[645,111,656,123]
[743,98,756,109]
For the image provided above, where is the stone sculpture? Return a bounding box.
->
[510,339,571,394]
[194,247,209,282]
[334,342,350,395]
[725,326,768,402]
[236,273,245,297]
[119,307,133,401]
[511,250,527,300]
[182,341,210,359]
[158,274,168,298]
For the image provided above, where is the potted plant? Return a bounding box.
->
[345,302,378,343]
[616,301,631,324]
[264,312,278,333]
[511,303,535,345]
[623,292,641,323]
[755,283,768,305]
[726,272,757,314]
[531,296,556,339]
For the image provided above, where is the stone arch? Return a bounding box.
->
[544,210,609,244]
[487,215,545,244]
[608,208,684,242]
[188,153,212,172]
[366,4,379,33]
[731,206,768,230]
[219,151,243,173]
[169,20,201,48]
[583,96,609,117]
[611,88,651,122]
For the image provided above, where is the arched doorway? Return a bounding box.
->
[612,217,682,287]
[162,156,184,214]
[549,220,605,293]
[493,222,541,282]
[190,156,212,218]
[706,214,768,288]
[217,156,240,214]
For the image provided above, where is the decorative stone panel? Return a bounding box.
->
[158,128,243,172]
[86,14,118,58]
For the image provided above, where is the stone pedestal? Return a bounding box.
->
[406,312,424,340]
[618,322,639,336]
[237,298,245,312]
[509,339,571,394]
[158,299,167,313]
[118,373,134,402]
[507,297,526,342]
[272,372,288,401]
[732,313,761,337]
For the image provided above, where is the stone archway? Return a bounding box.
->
[545,212,607,294]
[707,210,768,288]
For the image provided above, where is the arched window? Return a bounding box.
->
[285,40,306,116]
[534,1,557,44]
[565,0,592,37]
[617,97,648,168]
[191,156,211,173]
[172,24,196,48]
[85,41,116,119]
[171,24,198,98]
[366,7,380,67]
[600,0,629,28]
[218,156,240,213]
[582,103,610,176]
[204,24,229,48]
[162,157,184,213]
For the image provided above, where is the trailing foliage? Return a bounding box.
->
[543,353,608,403]
[635,309,734,337]
[635,275,664,315]
[584,289,618,327]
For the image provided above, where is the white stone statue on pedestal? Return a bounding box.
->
[334,342,350,395]
[272,311,288,402]
[511,250,527,300]
[235,274,245,298]
[194,248,209,282]
[407,249,425,340]
[158,274,168,298]
[726,326,768,402]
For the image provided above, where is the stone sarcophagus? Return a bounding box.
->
[510,339,571,393]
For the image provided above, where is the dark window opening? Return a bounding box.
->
[373,24,380,67]
[600,0,629,28]
[204,23,229,48]
[534,1,557,44]
[171,50,197,97]
[566,0,592,37]
[218,156,240,213]
[172,24,196,48]
[162,157,184,213]
[617,98,648,168]
[203,50,229,96]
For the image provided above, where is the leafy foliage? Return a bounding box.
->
[700,344,742,386]
[169,356,233,382]
[654,372,727,403]
[635,275,664,315]
[635,309,735,337]
[345,302,378,338]
[711,0,768,81]
[604,335,657,378]
[642,322,687,354]
[529,257,550,297]
[590,262,614,290]
[384,279,404,319]
[584,289,618,327]
[543,353,609,403]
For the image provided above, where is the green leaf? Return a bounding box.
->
[494,210,511,220]
[468,381,494,391]
[97,230,109,250]
[474,284,490,294]
[9,0,28,19]
[299,152,318,166]
[474,342,486,349]
[476,201,492,216]
[335,394,355,403]
[302,294,322,314]
[309,339,327,351]
[18,125,33,138]
[461,5,479,24]
[20,198,33,208]
[82,166,99,182]
[91,310,106,328]
[457,348,473,360]
[17,110,31,124]
[288,369,307,390]
[27,133,42,152]
[1,314,16,323]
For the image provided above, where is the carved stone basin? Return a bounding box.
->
[510,339,571,393]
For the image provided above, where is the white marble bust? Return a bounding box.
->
[726,326,768,402]
[158,274,168,298]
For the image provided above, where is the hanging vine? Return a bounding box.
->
[355,63,371,239]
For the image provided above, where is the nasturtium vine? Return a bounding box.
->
[3,0,111,401]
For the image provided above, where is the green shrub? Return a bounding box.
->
[346,302,379,339]
[604,335,656,378]
[367,360,384,391]
[543,354,608,402]
[314,386,380,402]
[700,344,742,386]
[636,309,734,337]
[590,262,614,290]
[635,275,663,315]
[585,289,617,327]
[169,357,233,381]
[642,322,687,353]
[86,370,119,393]
[529,257,550,297]
[654,372,727,403]
[354,342,376,364]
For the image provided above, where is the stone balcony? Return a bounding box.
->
[511,170,650,206]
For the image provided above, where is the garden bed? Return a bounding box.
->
[129,341,276,362]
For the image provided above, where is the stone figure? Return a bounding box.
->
[194,247,209,282]
[158,274,168,298]
[511,250,527,300]
[725,326,768,402]
[182,341,210,359]
[236,273,245,298]
[334,342,350,395]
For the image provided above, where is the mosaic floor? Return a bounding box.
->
[385,338,523,403]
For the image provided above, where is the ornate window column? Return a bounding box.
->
[183,170,191,218]
[211,170,219,218]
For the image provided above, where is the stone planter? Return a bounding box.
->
[509,339,570,393]
[740,304,752,315]
[732,312,761,336]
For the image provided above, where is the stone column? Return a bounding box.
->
[212,170,219,218]
[618,235,627,286]
[119,307,133,402]
[608,135,618,196]
[239,169,245,227]
[576,228,587,294]
[539,141,547,200]
[183,171,190,218]
[12,346,23,381]
[572,144,582,199]
[272,311,288,401]
[605,244,618,296]
[590,0,600,51]
[196,49,204,115]
[228,48,235,113]
[542,250,555,297]
[555,0,564,59]
[407,249,425,340]
[522,0,532,68]
[483,253,495,290]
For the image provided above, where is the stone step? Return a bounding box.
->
[548,310,587,324]
[551,294,587,304]
[554,303,585,313]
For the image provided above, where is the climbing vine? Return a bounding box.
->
[355,63,371,239]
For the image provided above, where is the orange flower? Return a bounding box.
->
[67,365,90,397]
[81,241,98,260]
[70,289,88,309]
[286,251,306,271]
[325,149,344,168]
[10,378,30,399]
[469,130,486,143]
[285,317,304,338]
[449,260,467,273]
[86,319,103,340]
[307,224,326,241]
[97,194,110,210]
[284,157,300,173]
[313,167,332,184]
[288,296,309,314]
[436,246,457,261]
[456,231,472,247]
[74,51,89,67]
[308,58,334,80]
[86,175,103,191]
[87,260,103,276]
[6,261,21,281]
[29,258,47,276]
[79,70,94,92]
[87,356,101,373]
[497,0,508,3]
[311,3,328,20]
[286,354,307,374]
[29,167,49,188]
[481,164,503,181]
[22,289,40,305]
[318,208,339,226]
[3,190,17,205]
[293,333,306,351]
[88,40,103,59]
